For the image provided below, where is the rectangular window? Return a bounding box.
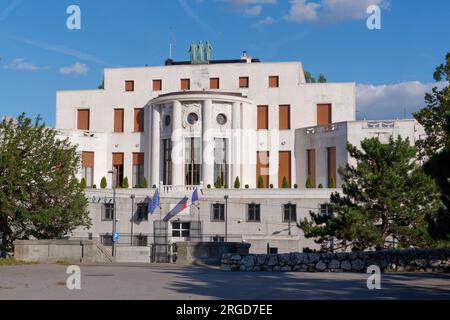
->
[317,104,332,126]
[77,109,90,131]
[320,204,333,216]
[269,76,279,88]
[101,234,113,246]
[82,152,94,188]
[172,222,191,238]
[136,203,149,222]
[214,138,228,188]
[278,151,291,188]
[153,79,162,91]
[134,108,145,132]
[210,78,220,89]
[125,80,134,92]
[211,203,225,222]
[133,153,145,188]
[327,147,337,188]
[102,203,114,221]
[185,137,201,185]
[279,105,291,130]
[211,235,225,243]
[239,77,249,88]
[133,235,148,247]
[163,139,172,185]
[112,153,124,187]
[283,204,297,222]
[114,109,124,133]
[256,151,269,188]
[307,149,316,188]
[180,79,190,90]
[247,204,261,222]
[257,105,269,130]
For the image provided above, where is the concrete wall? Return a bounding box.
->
[221,248,450,273]
[13,240,113,263]
[115,247,151,263]
[175,241,250,265]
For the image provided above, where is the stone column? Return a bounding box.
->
[171,100,184,186]
[151,105,161,187]
[231,102,242,185]
[202,99,214,187]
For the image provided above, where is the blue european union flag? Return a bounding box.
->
[192,188,199,204]
[149,189,160,214]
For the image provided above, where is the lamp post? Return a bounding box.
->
[288,202,292,236]
[130,194,135,247]
[224,195,229,243]
[108,168,117,257]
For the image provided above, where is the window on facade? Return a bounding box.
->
[212,235,225,242]
[317,104,332,126]
[327,147,337,187]
[320,204,333,216]
[212,203,225,222]
[279,105,291,130]
[114,109,124,133]
[214,138,228,188]
[283,204,297,222]
[82,152,94,188]
[239,77,249,88]
[162,139,172,185]
[125,80,134,92]
[180,79,190,90]
[185,137,201,185]
[136,203,149,222]
[133,153,145,188]
[112,153,124,187]
[278,151,291,188]
[101,234,113,246]
[134,108,145,132]
[153,79,162,91]
[102,203,114,221]
[133,235,148,247]
[307,149,316,188]
[77,109,90,131]
[269,76,279,88]
[210,78,220,89]
[247,204,261,222]
[256,151,270,188]
[172,222,191,238]
[257,105,269,130]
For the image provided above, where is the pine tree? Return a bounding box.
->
[282,177,289,189]
[122,177,129,189]
[328,177,336,188]
[141,177,148,189]
[214,176,223,189]
[234,177,241,189]
[305,176,314,189]
[100,177,107,189]
[80,178,87,189]
[257,176,264,189]
[299,137,440,252]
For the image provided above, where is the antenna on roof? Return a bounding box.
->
[169,28,173,60]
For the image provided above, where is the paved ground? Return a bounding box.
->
[0,264,449,300]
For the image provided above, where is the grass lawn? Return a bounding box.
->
[0,258,37,266]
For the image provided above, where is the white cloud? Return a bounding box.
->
[59,62,88,76]
[244,5,263,16]
[223,0,276,17]
[285,0,389,24]
[0,0,23,23]
[253,16,275,27]
[224,0,276,4]
[356,81,446,120]
[5,58,48,71]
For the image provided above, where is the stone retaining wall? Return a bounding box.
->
[221,248,450,273]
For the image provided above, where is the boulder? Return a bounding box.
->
[315,261,327,271]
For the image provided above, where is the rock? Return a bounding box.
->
[308,253,321,264]
[279,254,290,264]
[242,255,255,268]
[329,259,340,270]
[341,260,352,271]
[256,254,267,265]
[351,259,365,271]
[231,255,242,262]
[315,261,327,271]
[273,266,281,272]
[267,254,278,266]
[281,266,292,272]
[231,265,240,271]
[336,252,348,261]
[221,265,231,271]
[348,252,359,260]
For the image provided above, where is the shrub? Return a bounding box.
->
[234,177,241,189]
[306,176,314,189]
[318,184,324,189]
[122,177,129,189]
[282,177,289,189]
[100,177,107,189]
[141,177,148,189]
[328,177,336,188]
[215,176,223,189]
[258,176,264,189]
[80,178,87,189]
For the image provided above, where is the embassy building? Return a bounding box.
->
[56,49,423,256]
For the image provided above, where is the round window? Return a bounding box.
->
[187,113,199,125]
[216,114,227,125]
[164,115,171,127]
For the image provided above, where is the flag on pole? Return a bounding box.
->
[192,188,199,205]
[163,197,189,222]
[149,189,160,214]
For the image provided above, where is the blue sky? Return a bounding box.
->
[1,0,449,126]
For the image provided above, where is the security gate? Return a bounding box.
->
[152,220,169,263]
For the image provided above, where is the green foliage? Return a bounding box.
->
[234,177,241,189]
[79,178,87,189]
[141,177,148,189]
[305,71,327,84]
[0,114,91,252]
[215,176,223,189]
[318,74,327,83]
[98,79,104,89]
[122,177,129,189]
[299,137,440,252]
[328,177,336,188]
[305,176,314,189]
[282,177,289,189]
[257,176,264,189]
[100,177,107,189]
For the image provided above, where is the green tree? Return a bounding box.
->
[257,176,264,189]
[234,177,241,189]
[328,177,336,188]
[141,177,148,189]
[414,53,450,159]
[98,79,105,89]
[122,177,129,189]
[0,114,91,252]
[305,176,314,189]
[100,177,107,189]
[299,137,440,252]
[318,74,327,83]
[282,177,289,189]
[80,178,87,189]
[304,71,316,83]
[215,176,223,189]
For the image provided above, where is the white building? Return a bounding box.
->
[55,51,422,255]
